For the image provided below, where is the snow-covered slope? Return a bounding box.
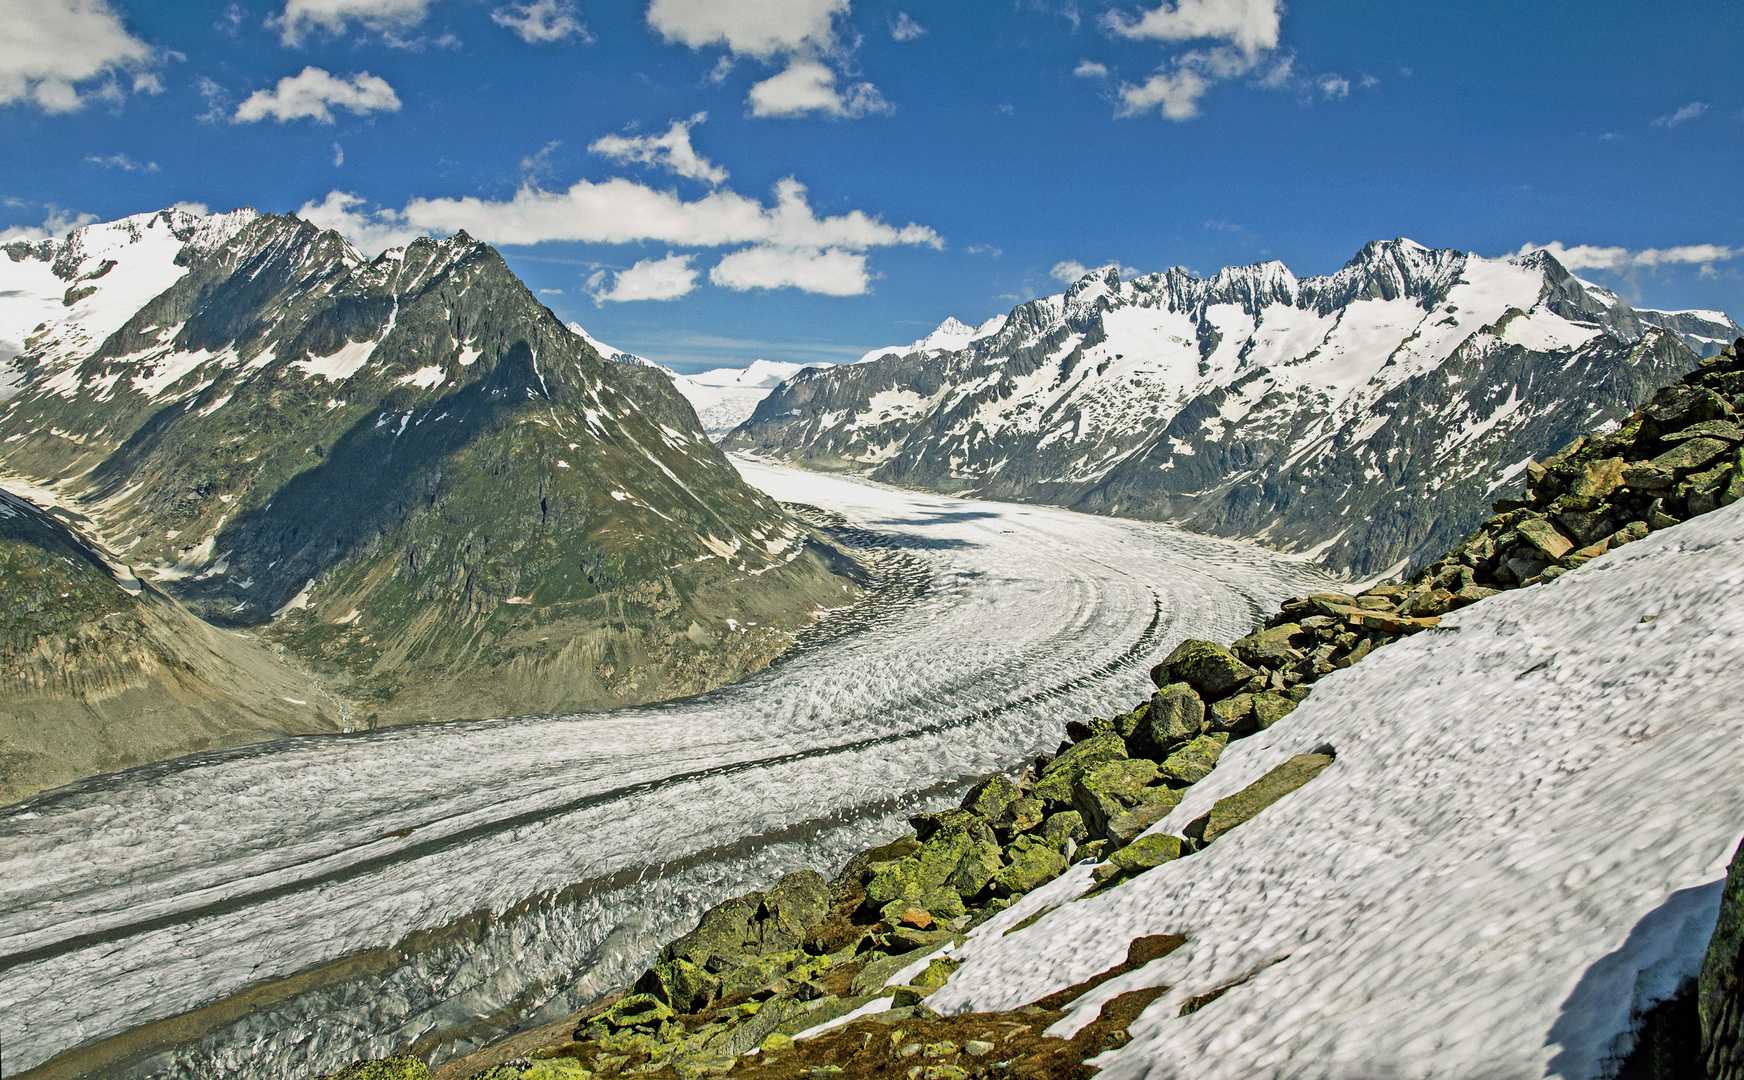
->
[935,498,1744,1078]
[728,242,1739,577]
[857,313,1008,364]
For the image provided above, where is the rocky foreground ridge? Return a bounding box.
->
[0,208,859,795]
[727,241,1740,579]
[317,349,1744,1075]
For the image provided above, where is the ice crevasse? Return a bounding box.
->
[931,496,1744,1080]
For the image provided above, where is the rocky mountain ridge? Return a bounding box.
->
[727,240,1740,577]
[0,206,857,754]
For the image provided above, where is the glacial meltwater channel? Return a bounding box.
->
[0,460,1336,1080]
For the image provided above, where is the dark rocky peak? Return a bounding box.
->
[1517,247,1650,342]
[1202,259,1300,317]
[1299,238,1467,315]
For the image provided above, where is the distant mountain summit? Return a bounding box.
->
[0,207,856,743]
[726,240,1740,577]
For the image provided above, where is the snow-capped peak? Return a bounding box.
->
[857,312,1010,364]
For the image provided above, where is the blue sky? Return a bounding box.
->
[2,0,1739,372]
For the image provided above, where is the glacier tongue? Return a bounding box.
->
[933,497,1744,1080]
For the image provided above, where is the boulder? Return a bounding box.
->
[636,957,722,1014]
[1135,683,1205,758]
[1104,787,1183,845]
[601,993,675,1031]
[1090,834,1184,885]
[1040,810,1088,850]
[1514,518,1575,561]
[959,774,1018,822]
[867,810,1001,921]
[1231,622,1308,668]
[1207,693,1257,734]
[324,1058,432,1080]
[758,871,831,950]
[1185,753,1335,846]
[1702,840,1744,1080]
[1071,758,1161,836]
[662,893,763,967]
[1159,733,1229,785]
[1032,732,1127,803]
[1151,639,1256,698]
[991,838,1068,897]
[993,794,1045,842]
[1664,419,1744,444]
[1555,509,1617,547]
[1252,691,1299,728]
[1560,456,1627,509]
[1653,437,1732,474]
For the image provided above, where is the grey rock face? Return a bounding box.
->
[727,241,1728,577]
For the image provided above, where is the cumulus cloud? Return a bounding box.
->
[1654,102,1707,127]
[589,253,698,302]
[1102,0,1286,119]
[275,0,435,44]
[890,12,925,41]
[0,205,99,243]
[85,153,158,171]
[1051,259,1092,283]
[234,67,401,123]
[1074,60,1109,78]
[646,0,848,59]
[1513,240,1740,273]
[589,113,728,186]
[1319,74,1348,99]
[647,0,891,121]
[0,0,160,113]
[710,245,869,295]
[297,190,427,255]
[748,59,891,118]
[492,0,591,43]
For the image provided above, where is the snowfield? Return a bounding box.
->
[935,496,1744,1079]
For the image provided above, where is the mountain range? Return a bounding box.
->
[0,207,857,796]
[725,240,1740,577]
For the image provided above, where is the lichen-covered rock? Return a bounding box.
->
[1159,733,1228,785]
[1654,436,1733,473]
[1040,810,1087,851]
[1151,639,1255,698]
[636,957,722,1014]
[1186,752,1335,846]
[1207,693,1257,734]
[600,993,675,1031]
[1031,732,1127,803]
[1134,682,1204,758]
[1104,787,1183,846]
[321,1057,432,1080]
[1091,833,1184,884]
[661,894,763,968]
[867,810,1002,921]
[911,957,960,989]
[993,794,1045,841]
[1252,690,1298,729]
[759,870,831,949]
[1230,622,1308,668]
[1071,758,1160,836]
[960,774,1018,822]
[992,836,1068,897]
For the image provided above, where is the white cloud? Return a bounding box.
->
[275,0,434,45]
[397,174,939,252]
[0,205,98,243]
[1103,0,1285,119]
[1051,260,1091,283]
[589,113,728,186]
[710,246,869,295]
[1513,240,1740,273]
[1359,73,1378,90]
[748,59,891,118]
[172,201,211,216]
[1654,102,1707,127]
[646,0,848,59]
[0,0,159,113]
[85,153,158,171]
[1103,0,1280,56]
[1074,60,1109,78]
[297,190,427,255]
[1319,74,1348,99]
[234,67,401,124]
[492,0,591,43]
[333,141,344,166]
[590,253,698,302]
[890,12,925,41]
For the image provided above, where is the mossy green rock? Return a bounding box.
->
[1104,786,1184,845]
[1208,693,1257,734]
[1092,833,1184,884]
[1230,622,1307,668]
[661,893,763,967]
[636,956,721,1013]
[867,811,1000,921]
[1136,683,1204,759]
[996,794,1045,839]
[601,993,675,1030]
[959,774,1018,822]
[1040,810,1087,850]
[1159,733,1228,785]
[1032,732,1127,803]
[759,870,831,948]
[991,839,1068,897]
[1151,639,1255,698]
[1187,753,1335,845]
[1252,691,1299,729]
[1071,758,1160,837]
[322,1056,432,1080]
[912,957,960,989]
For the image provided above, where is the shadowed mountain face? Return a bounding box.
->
[0,208,856,733]
[726,241,1734,577]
